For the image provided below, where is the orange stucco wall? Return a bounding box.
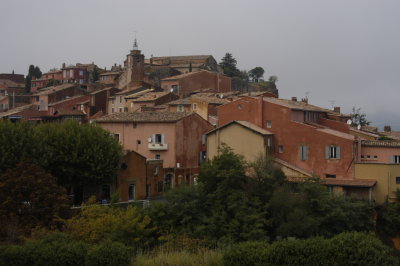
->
[360,146,400,163]
[218,97,356,179]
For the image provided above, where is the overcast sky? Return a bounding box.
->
[1,0,399,130]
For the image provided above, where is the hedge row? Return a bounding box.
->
[223,232,399,266]
[0,233,131,266]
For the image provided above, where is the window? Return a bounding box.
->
[119,107,123,112]
[361,155,364,159]
[101,76,107,81]
[113,133,120,141]
[266,120,272,128]
[79,70,84,76]
[278,145,283,153]
[137,140,141,144]
[128,184,135,201]
[120,96,122,103]
[326,145,340,159]
[111,107,114,113]
[192,103,197,111]
[327,186,334,193]
[111,99,115,105]
[172,85,178,93]
[299,145,308,160]
[390,155,400,164]
[69,69,74,78]
[202,135,206,145]
[396,177,400,184]
[367,155,371,159]
[155,154,161,159]
[326,174,336,178]
[177,105,184,112]
[155,134,162,144]
[374,155,378,159]
[63,70,67,78]
[79,79,84,84]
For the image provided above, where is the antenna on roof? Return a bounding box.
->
[305,91,310,101]
[133,31,138,50]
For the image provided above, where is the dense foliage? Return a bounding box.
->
[223,232,399,266]
[0,120,122,188]
[0,162,69,243]
[145,147,374,244]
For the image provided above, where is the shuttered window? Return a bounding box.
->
[299,145,308,160]
[325,145,341,159]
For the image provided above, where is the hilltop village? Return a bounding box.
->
[1,39,400,206]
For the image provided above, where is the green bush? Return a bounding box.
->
[223,241,269,266]
[223,232,398,266]
[85,240,132,266]
[0,233,87,266]
[0,245,27,266]
[329,232,399,265]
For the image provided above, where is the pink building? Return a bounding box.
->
[95,112,212,187]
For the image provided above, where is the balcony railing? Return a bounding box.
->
[148,143,168,151]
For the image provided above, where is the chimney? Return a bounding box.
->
[384,125,392,132]
[62,63,66,69]
[301,98,308,104]
[291,97,297,102]
[333,106,341,113]
[150,54,153,65]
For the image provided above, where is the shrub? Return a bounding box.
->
[223,241,269,266]
[329,232,399,265]
[0,233,87,266]
[85,240,132,266]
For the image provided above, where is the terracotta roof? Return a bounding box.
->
[0,74,25,84]
[361,140,400,148]
[264,97,331,112]
[321,178,376,188]
[161,70,206,81]
[350,128,380,138]
[33,84,76,96]
[206,120,273,136]
[115,86,147,96]
[0,104,38,118]
[95,111,192,123]
[90,87,120,95]
[167,98,191,105]
[317,128,355,140]
[55,109,86,116]
[132,92,174,102]
[48,95,89,106]
[191,94,228,105]
[124,89,154,99]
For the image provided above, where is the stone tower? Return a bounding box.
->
[126,37,144,88]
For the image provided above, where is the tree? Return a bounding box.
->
[0,162,69,242]
[248,67,265,82]
[65,201,155,248]
[25,65,42,93]
[219,53,240,77]
[268,75,278,84]
[32,120,123,189]
[0,120,123,191]
[350,106,370,127]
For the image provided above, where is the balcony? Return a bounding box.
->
[148,143,168,151]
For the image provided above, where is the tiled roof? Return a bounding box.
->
[33,84,76,96]
[321,178,376,188]
[95,111,192,123]
[350,128,380,138]
[167,98,191,105]
[124,89,153,99]
[48,95,89,106]
[361,140,400,148]
[99,71,121,76]
[132,92,173,102]
[264,97,331,112]
[115,86,147,96]
[161,70,206,81]
[206,120,273,136]
[55,109,86,116]
[0,104,37,118]
[191,94,228,105]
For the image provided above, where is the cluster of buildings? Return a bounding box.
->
[2,39,400,205]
